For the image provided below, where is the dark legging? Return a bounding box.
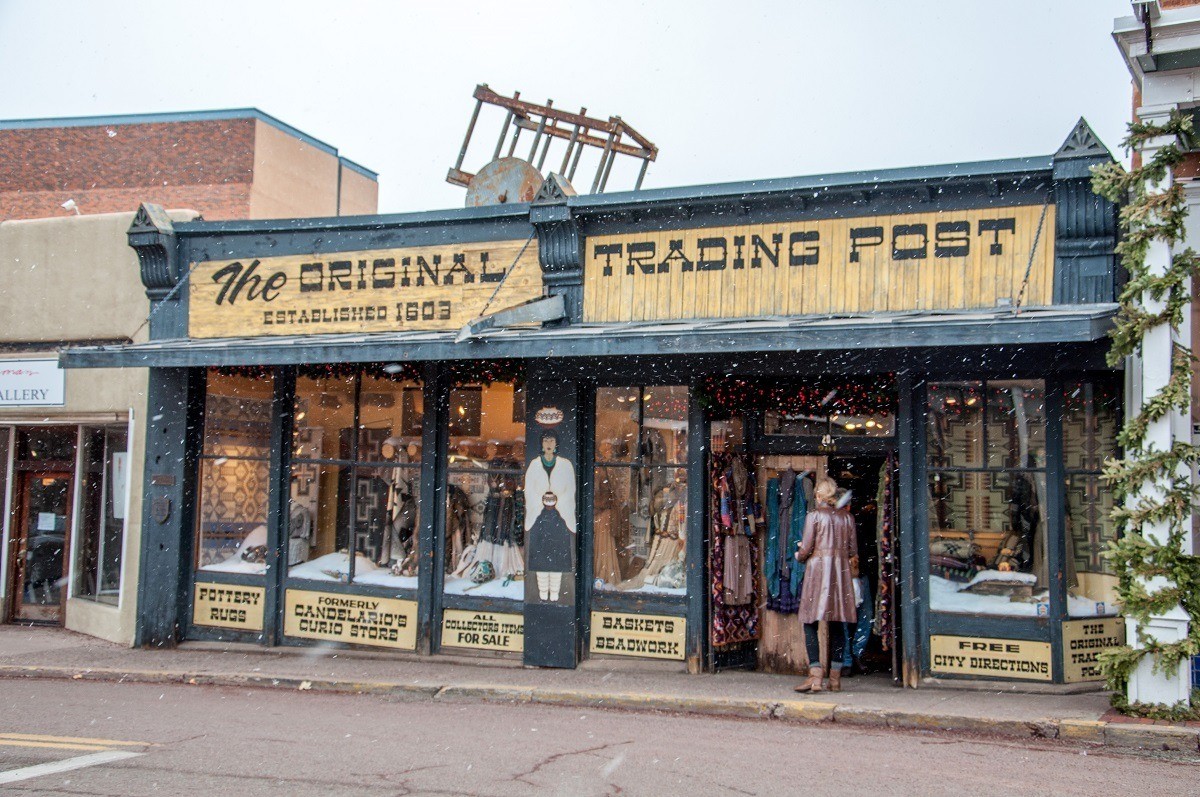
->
[803,620,847,670]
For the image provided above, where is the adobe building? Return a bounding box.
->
[0,110,376,645]
[63,118,1131,687]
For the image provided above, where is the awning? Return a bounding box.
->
[59,304,1118,369]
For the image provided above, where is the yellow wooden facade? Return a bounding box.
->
[188,239,541,338]
[582,204,1055,323]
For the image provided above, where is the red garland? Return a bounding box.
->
[699,374,897,419]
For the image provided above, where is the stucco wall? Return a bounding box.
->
[249,120,339,219]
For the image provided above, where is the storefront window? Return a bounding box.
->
[74,425,128,603]
[289,368,424,588]
[196,371,273,574]
[593,386,689,595]
[444,381,526,599]
[927,380,1049,616]
[1063,381,1121,616]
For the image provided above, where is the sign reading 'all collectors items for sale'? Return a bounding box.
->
[192,582,265,631]
[583,204,1055,323]
[589,611,686,660]
[441,610,524,653]
[187,240,542,339]
[930,634,1052,681]
[284,589,417,650]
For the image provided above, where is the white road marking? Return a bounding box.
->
[0,749,143,784]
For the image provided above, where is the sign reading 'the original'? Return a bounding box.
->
[187,240,542,339]
[589,611,686,661]
[283,589,417,650]
[441,610,524,653]
[192,582,265,631]
[583,204,1055,323]
[0,359,65,407]
[1062,617,1125,683]
[930,634,1052,681]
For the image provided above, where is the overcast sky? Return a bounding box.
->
[0,0,1136,214]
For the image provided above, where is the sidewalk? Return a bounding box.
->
[0,625,1196,758]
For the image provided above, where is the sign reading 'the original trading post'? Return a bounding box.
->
[1061,617,1125,683]
[192,582,265,631]
[283,589,417,650]
[441,610,524,653]
[589,611,686,661]
[930,635,1052,681]
[583,205,1055,323]
[188,240,542,339]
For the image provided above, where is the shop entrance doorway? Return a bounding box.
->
[8,471,72,624]
[708,442,900,683]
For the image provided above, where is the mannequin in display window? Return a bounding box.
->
[378,437,420,574]
[524,431,577,602]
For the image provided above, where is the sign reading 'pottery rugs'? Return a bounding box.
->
[930,634,1052,681]
[188,240,541,339]
[284,589,417,650]
[583,204,1055,322]
[192,582,265,631]
[589,611,685,660]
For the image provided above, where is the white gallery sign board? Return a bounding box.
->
[0,359,65,407]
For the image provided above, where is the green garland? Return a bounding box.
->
[1092,110,1200,698]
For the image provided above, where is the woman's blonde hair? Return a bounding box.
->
[814,476,838,506]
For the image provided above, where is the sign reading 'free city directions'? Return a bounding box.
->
[187,240,542,339]
[583,204,1055,323]
[930,634,1052,682]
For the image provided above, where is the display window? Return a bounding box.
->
[196,371,273,575]
[1063,380,1121,616]
[74,424,129,603]
[288,369,424,588]
[443,381,526,600]
[926,380,1050,616]
[593,386,689,596]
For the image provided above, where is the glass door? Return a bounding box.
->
[9,471,73,623]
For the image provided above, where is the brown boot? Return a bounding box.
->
[828,668,843,692]
[794,666,824,693]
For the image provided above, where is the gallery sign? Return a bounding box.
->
[441,610,524,653]
[192,582,265,631]
[589,611,686,660]
[187,240,542,339]
[283,589,417,650]
[1061,617,1125,683]
[583,204,1055,323]
[930,634,1052,681]
[0,359,65,407]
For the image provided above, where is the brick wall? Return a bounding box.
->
[0,118,256,221]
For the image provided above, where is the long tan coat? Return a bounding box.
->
[796,505,858,624]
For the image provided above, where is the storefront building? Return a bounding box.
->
[63,120,1126,686]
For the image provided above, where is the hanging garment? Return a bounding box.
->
[592,466,624,585]
[709,453,762,647]
[764,471,807,612]
[873,453,896,650]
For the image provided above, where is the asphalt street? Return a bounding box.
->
[0,679,1195,796]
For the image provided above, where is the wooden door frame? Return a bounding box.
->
[8,469,73,624]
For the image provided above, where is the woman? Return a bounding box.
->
[793,477,859,693]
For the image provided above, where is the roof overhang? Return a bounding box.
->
[59,305,1118,370]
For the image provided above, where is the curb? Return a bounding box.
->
[1,664,1197,757]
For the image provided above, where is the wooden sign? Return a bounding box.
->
[188,239,541,339]
[283,589,417,650]
[583,204,1055,322]
[441,610,524,653]
[1062,617,1125,683]
[930,634,1052,681]
[192,582,265,631]
[589,611,685,660]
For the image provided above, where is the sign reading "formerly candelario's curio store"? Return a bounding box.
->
[187,240,542,339]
